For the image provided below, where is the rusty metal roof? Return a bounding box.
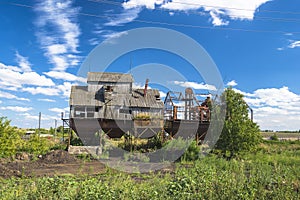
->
[87,72,133,83]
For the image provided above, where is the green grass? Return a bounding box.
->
[1,141,300,199]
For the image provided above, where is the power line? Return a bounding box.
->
[88,0,300,23]
[90,0,300,24]
[2,1,300,35]
[98,0,300,15]
[78,12,300,34]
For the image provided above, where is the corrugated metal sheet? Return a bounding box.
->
[87,72,133,83]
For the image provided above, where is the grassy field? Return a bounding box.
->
[261,131,300,140]
[1,141,299,200]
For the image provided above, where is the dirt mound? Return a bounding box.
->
[41,150,78,164]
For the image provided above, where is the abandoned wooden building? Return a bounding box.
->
[69,72,164,142]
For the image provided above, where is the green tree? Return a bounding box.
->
[215,88,261,159]
[0,117,25,158]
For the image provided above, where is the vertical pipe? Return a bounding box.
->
[144,78,149,97]
[173,106,178,120]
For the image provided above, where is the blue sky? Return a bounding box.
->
[0,0,300,131]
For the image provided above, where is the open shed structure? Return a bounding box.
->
[69,72,164,144]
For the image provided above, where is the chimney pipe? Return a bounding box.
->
[144,78,149,97]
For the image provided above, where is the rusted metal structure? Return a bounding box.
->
[69,72,164,143]
[164,88,211,141]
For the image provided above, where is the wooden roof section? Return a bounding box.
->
[70,87,163,109]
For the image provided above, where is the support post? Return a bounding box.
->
[38,112,41,136]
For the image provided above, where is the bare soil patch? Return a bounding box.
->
[0,150,106,178]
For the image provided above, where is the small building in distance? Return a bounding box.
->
[69,72,164,141]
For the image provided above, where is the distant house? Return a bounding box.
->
[69,72,164,139]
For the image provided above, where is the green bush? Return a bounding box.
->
[20,134,52,156]
[270,133,279,141]
[0,117,59,158]
[0,117,25,158]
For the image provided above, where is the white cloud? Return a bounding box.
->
[159,91,167,98]
[38,98,56,102]
[209,10,229,26]
[19,113,58,121]
[277,47,284,51]
[0,90,30,101]
[44,71,86,82]
[56,82,73,98]
[47,44,67,55]
[288,41,300,49]
[123,0,164,10]
[90,28,129,45]
[235,86,300,131]
[35,0,81,71]
[18,113,39,121]
[15,52,32,72]
[0,106,33,112]
[226,80,237,87]
[102,31,129,43]
[122,0,271,26]
[22,87,60,96]
[49,107,69,114]
[0,100,2,104]
[174,81,217,91]
[105,7,141,26]
[0,62,55,88]
[88,38,101,46]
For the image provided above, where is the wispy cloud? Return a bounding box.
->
[19,113,58,121]
[49,107,69,114]
[0,106,33,112]
[22,87,61,96]
[0,90,30,101]
[15,52,32,72]
[44,71,86,82]
[104,7,141,26]
[34,0,81,71]
[38,98,56,102]
[22,82,74,98]
[89,28,129,45]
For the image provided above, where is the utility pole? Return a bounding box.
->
[54,119,57,139]
[61,112,64,142]
[38,112,41,136]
